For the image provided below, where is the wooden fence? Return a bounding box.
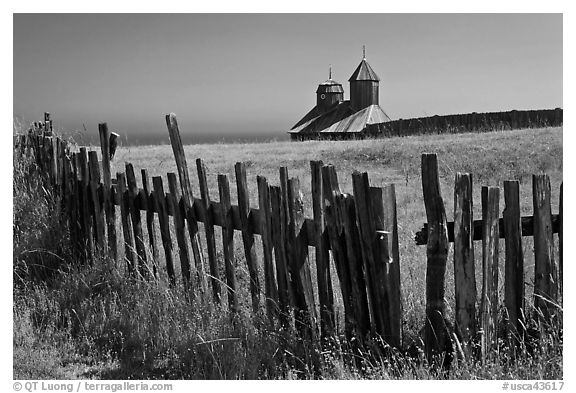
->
[14,112,562,370]
[418,154,562,363]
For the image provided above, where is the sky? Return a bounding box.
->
[13,13,562,145]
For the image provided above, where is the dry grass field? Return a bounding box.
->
[13,126,563,379]
[111,126,563,326]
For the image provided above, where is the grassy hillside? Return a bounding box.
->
[110,127,562,222]
[14,127,563,379]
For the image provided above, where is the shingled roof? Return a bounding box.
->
[289,101,391,135]
[318,104,391,133]
[316,78,344,93]
[348,58,380,82]
[290,101,355,134]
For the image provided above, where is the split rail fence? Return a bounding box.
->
[14,112,562,368]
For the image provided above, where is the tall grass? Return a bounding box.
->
[13,127,562,379]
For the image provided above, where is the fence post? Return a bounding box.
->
[59,139,67,195]
[310,160,335,341]
[288,177,320,374]
[167,172,192,288]
[257,175,279,322]
[153,176,175,285]
[197,158,221,304]
[218,173,238,313]
[141,169,159,277]
[270,185,293,330]
[55,138,62,195]
[352,172,386,339]
[421,153,453,366]
[51,136,58,187]
[105,133,117,161]
[234,162,261,313]
[382,184,402,348]
[44,112,51,132]
[79,148,94,262]
[453,173,476,348]
[503,180,524,346]
[88,151,105,250]
[287,177,318,341]
[99,123,118,262]
[126,163,148,277]
[70,153,81,257]
[480,186,500,362]
[322,165,355,341]
[339,193,371,341]
[62,154,73,247]
[370,186,402,348]
[165,114,206,290]
[559,183,563,298]
[532,174,557,321]
[279,167,291,278]
[117,172,136,273]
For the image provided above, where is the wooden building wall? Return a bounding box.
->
[350,81,379,111]
[317,92,344,112]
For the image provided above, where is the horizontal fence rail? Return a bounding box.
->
[415,214,561,245]
[14,111,562,372]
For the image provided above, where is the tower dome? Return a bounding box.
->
[316,66,344,112]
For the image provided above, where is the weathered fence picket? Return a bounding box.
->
[352,172,381,335]
[197,158,221,303]
[88,151,105,249]
[79,148,94,262]
[381,184,402,348]
[421,153,452,365]
[321,166,353,339]
[141,169,159,277]
[71,153,81,255]
[532,174,557,321]
[99,123,118,262]
[503,180,524,343]
[257,175,278,321]
[152,176,175,286]
[127,163,148,276]
[167,172,192,287]
[117,172,136,273]
[480,186,500,362]
[288,177,317,341]
[270,185,292,329]
[311,160,335,340]
[370,186,400,347]
[166,114,205,290]
[559,182,563,297]
[453,173,476,347]
[218,173,238,313]
[339,193,370,341]
[235,162,261,313]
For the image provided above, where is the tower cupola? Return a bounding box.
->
[316,66,344,112]
[349,46,380,111]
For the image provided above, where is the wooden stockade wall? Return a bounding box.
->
[291,107,563,141]
[14,112,562,370]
